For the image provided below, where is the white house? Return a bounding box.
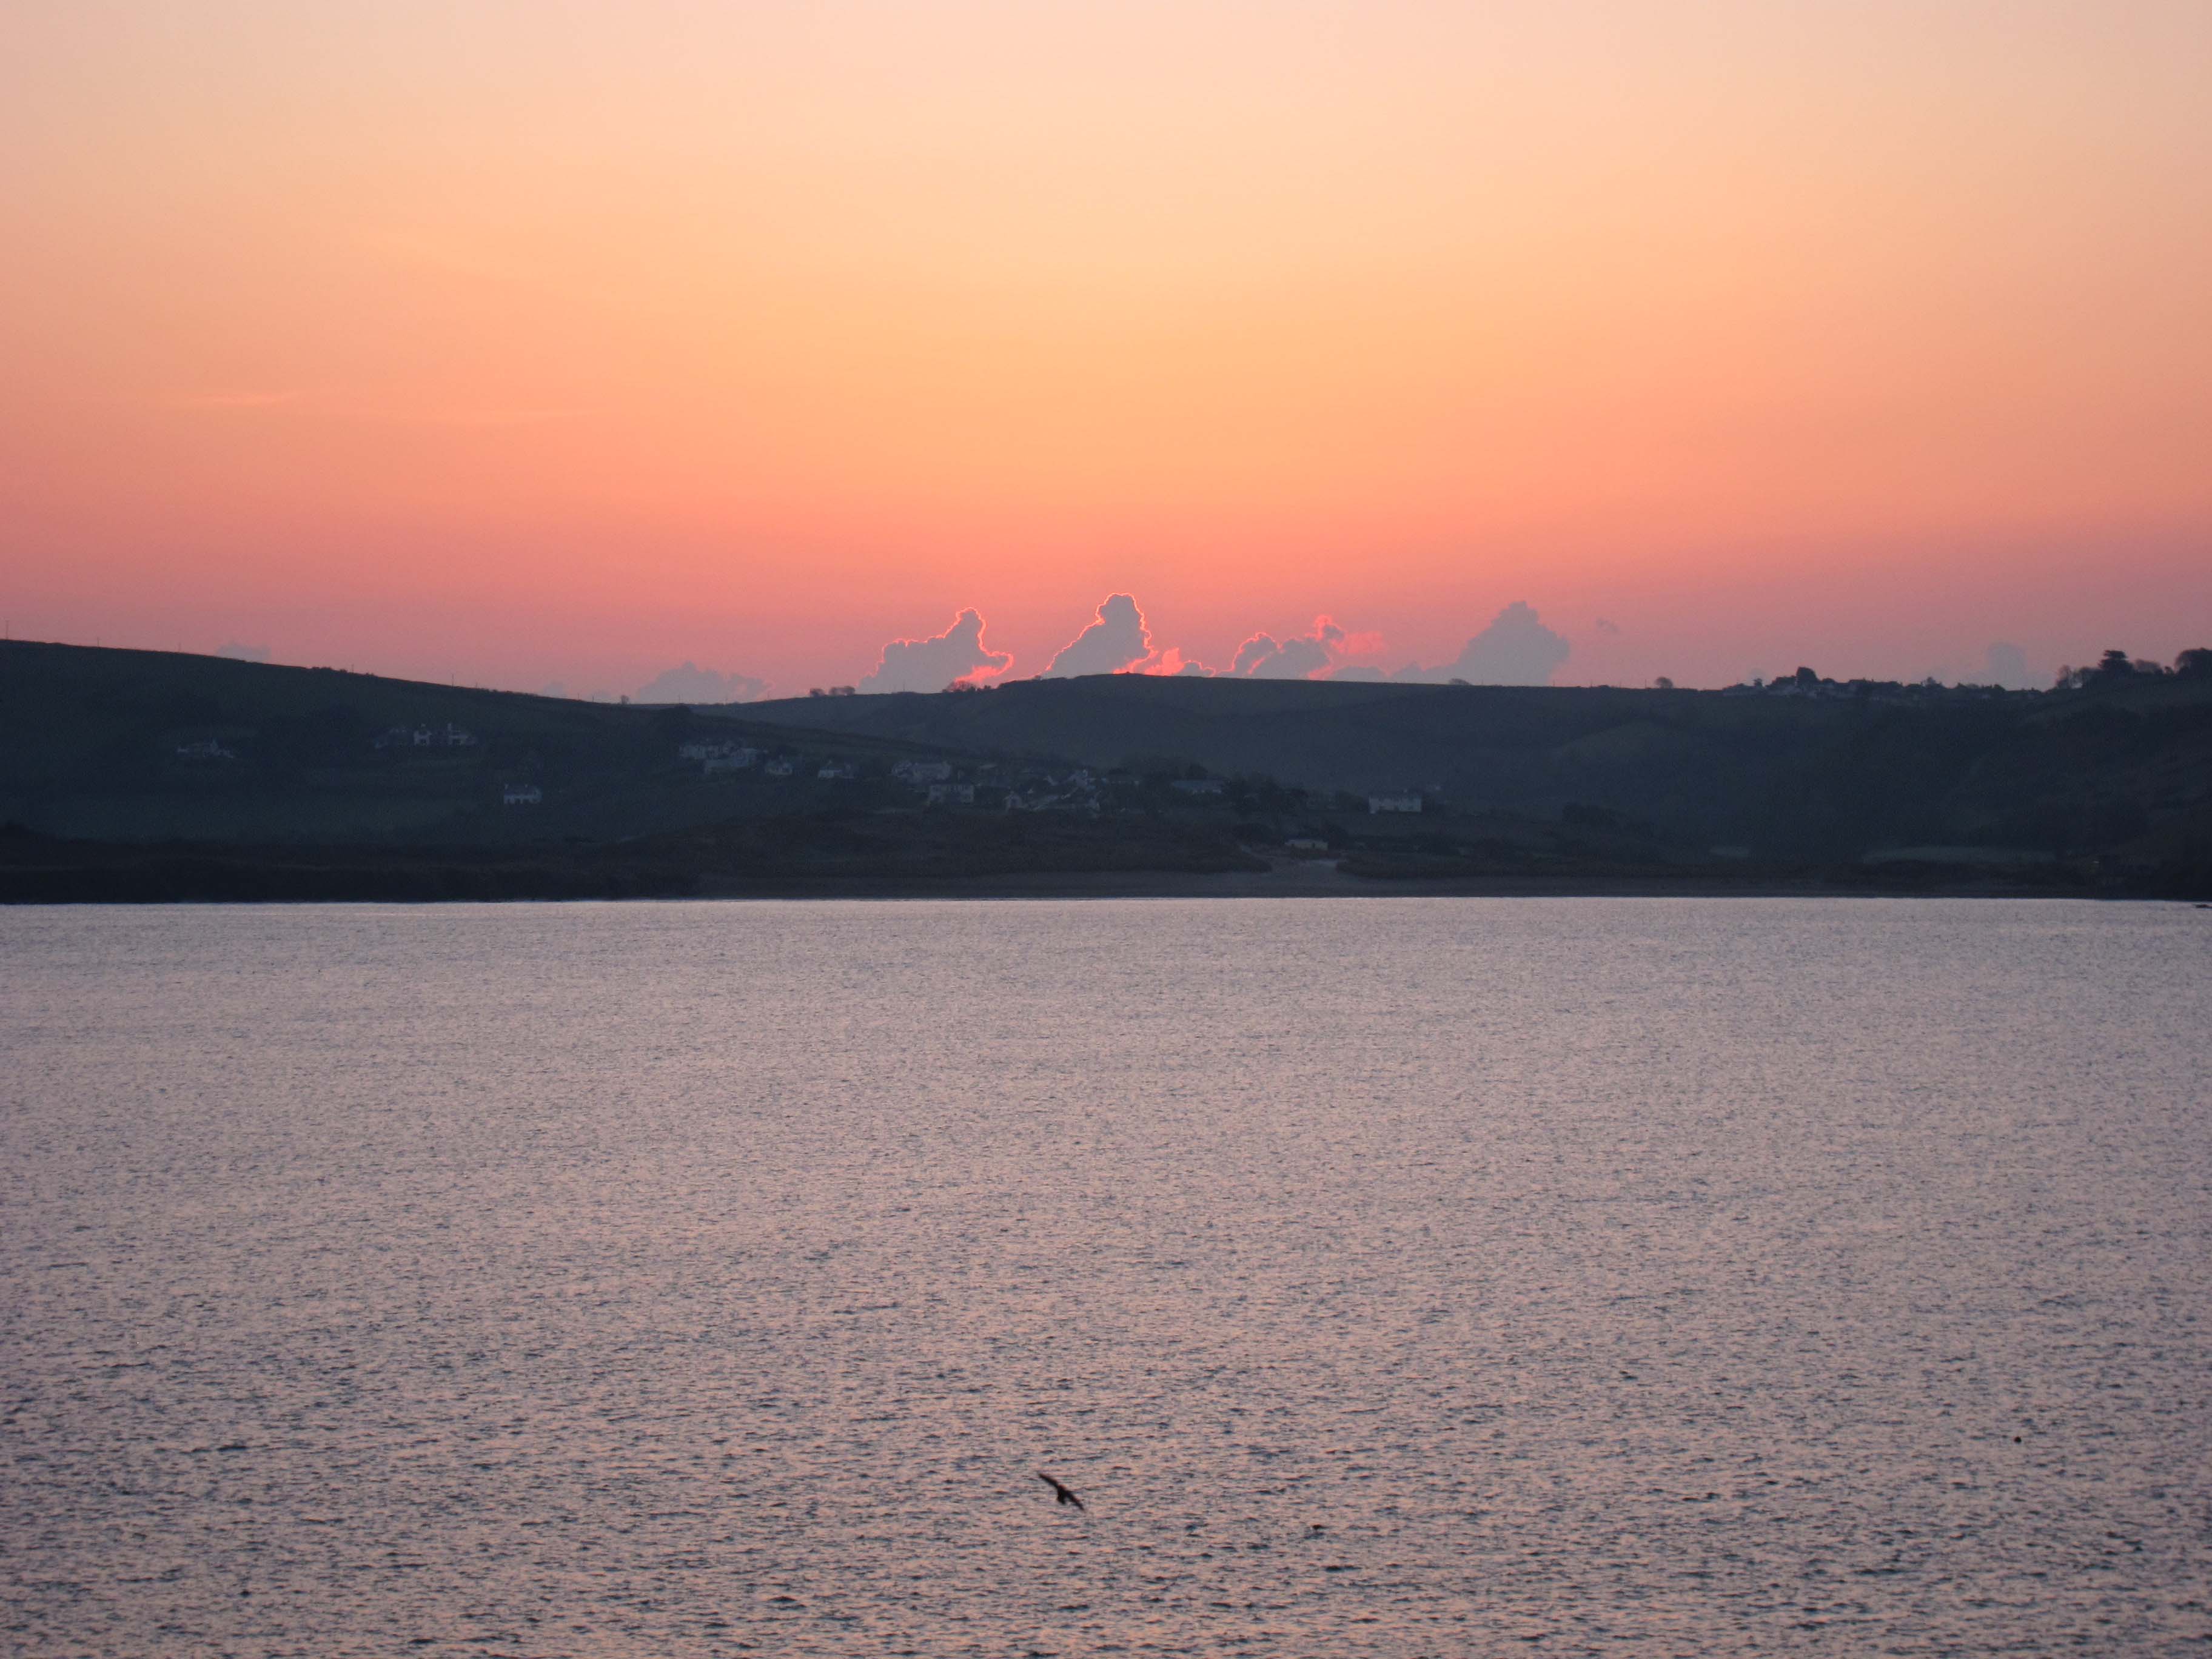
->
[894,760,953,783]
[503,783,543,806]
[1170,778,1225,796]
[702,748,759,774]
[1367,793,1422,814]
[818,760,856,780]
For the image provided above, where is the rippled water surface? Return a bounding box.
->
[4,899,2209,1657]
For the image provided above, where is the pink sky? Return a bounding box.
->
[4,1,2208,695]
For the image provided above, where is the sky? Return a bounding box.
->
[3,0,2208,696]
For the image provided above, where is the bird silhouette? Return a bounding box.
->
[1037,1472,1084,1510]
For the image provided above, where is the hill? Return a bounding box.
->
[0,640,964,846]
[3,640,2207,899]
[739,670,2212,874]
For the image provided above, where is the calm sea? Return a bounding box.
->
[2,899,2208,1657]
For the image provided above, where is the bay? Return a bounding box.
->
[3,899,2208,1655]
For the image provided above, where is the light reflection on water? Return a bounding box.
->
[2,898,2208,1655]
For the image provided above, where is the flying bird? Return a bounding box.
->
[1037,1472,1084,1510]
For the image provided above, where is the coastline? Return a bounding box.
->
[0,854,2161,904]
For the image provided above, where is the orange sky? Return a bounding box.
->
[4,0,2208,693]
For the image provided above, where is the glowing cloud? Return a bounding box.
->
[1225,616,1375,679]
[1044,594,1152,677]
[859,609,1012,694]
[1122,614,1380,679]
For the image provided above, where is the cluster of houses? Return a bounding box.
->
[678,739,762,775]
[1000,768,1101,815]
[375,723,477,749]
[667,737,1308,821]
[677,737,859,783]
[891,757,982,805]
[174,738,236,762]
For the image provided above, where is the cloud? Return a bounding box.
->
[1044,594,1152,677]
[1225,615,1375,680]
[859,608,1012,693]
[1228,633,1282,675]
[1399,602,1569,685]
[634,662,770,703]
[215,642,270,663]
[1983,641,2034,690]
[1130,647,1209,676]
[1120,613,1383,680]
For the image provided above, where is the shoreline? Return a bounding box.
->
[0,861,2165,905]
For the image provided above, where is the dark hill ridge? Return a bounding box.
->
[737,672,2212,870]
[0,639,959,846]
[2,640,2207,897]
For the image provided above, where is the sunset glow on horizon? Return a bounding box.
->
[4,0,2208,695]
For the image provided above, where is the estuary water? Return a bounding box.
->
[2,898,2208,1657]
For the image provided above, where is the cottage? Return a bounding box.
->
[818,760,856,780]
[503,783,543,806]
[894,760,953,784]
[701,748,759,774]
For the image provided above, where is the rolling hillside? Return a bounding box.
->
[0,640,960,846]
[739,671,2212,870]
[4,640,2207,897]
